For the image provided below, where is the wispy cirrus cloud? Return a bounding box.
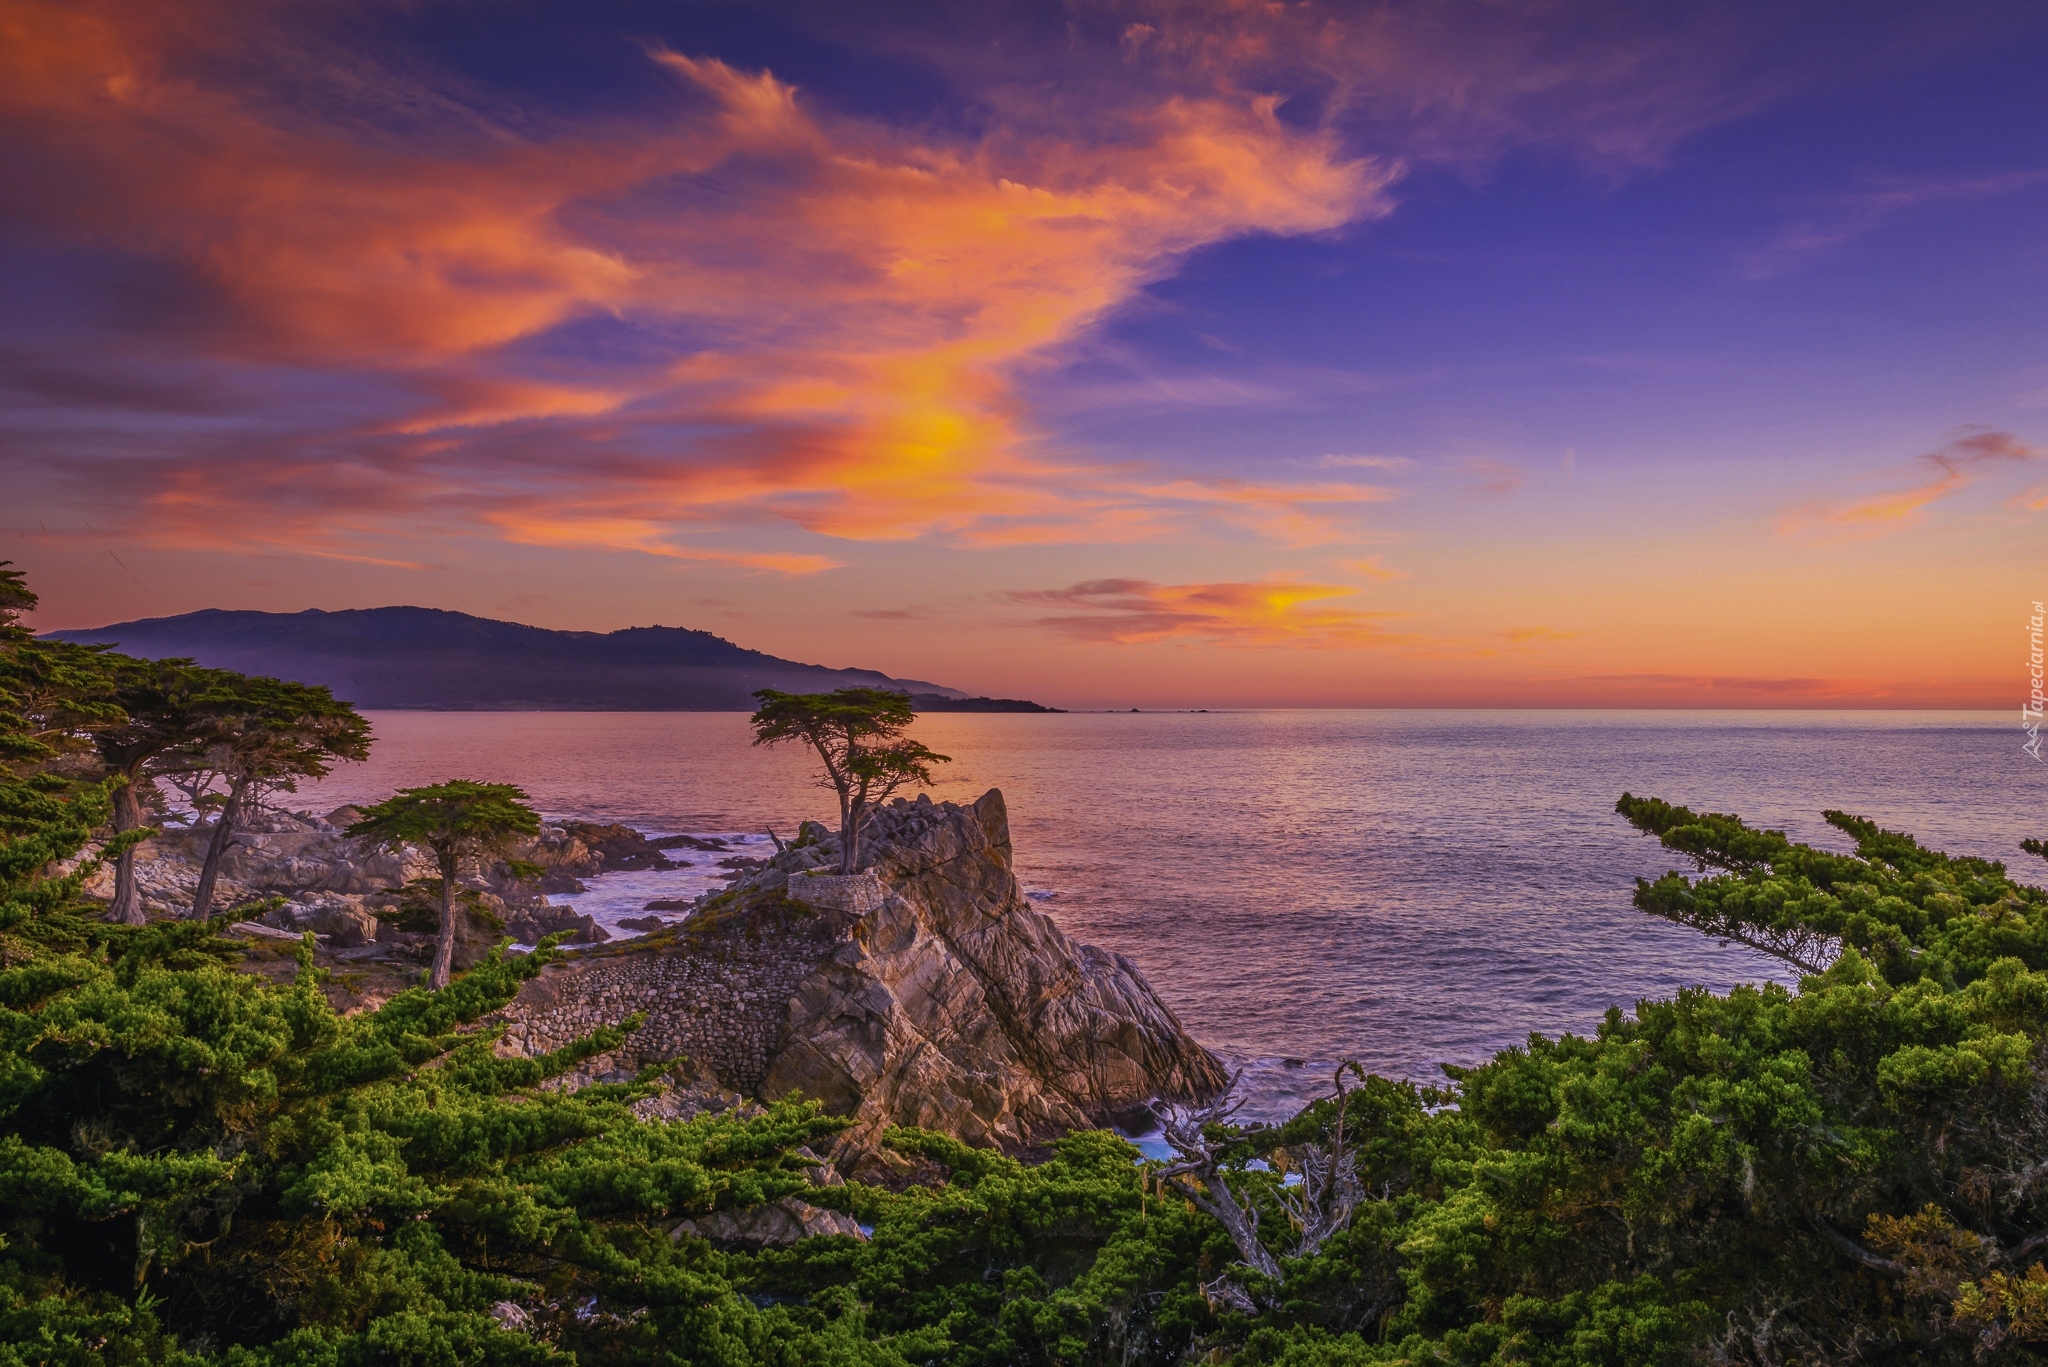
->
[1011,576,1412,646]
[1778,428,2045,539]
[1741,171,2048,279]
[1460,458,1525,496]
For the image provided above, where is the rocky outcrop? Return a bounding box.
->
[79,805,624,947]
[558,822,686,872]
[495,789,1227,1155]
[79,786,1225,1158]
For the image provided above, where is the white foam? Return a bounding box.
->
[548,829,781,943]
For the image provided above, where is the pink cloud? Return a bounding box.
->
[1779,429,2044,539]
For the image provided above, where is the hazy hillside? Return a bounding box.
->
[45,607,969,711]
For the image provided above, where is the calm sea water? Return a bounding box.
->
[294,710,2039,1119]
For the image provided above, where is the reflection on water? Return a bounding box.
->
[294,710,2036,1121]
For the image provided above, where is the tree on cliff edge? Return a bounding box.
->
[348,779,541,988]
[749,687,949,874]
[185,675,372,920]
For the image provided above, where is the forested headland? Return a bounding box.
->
[6,561,2048,1365]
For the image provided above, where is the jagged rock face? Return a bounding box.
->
[496,789,1225,1156]
[759,789,1227,1149]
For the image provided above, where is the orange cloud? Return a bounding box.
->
[0,1,1400,557]
[1779,429,2044,539]
[1012,577,1412,646]
[0,2,655,365]
[3,0,1852,575]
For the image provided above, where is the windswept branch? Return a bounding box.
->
[1154,1065,1372,1307]
[1814,1220,1906,1279]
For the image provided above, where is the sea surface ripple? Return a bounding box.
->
[297,710,2038,1120]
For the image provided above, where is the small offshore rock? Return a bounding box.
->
[654,834,727,851]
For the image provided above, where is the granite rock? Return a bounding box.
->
[492,789,1226,1158]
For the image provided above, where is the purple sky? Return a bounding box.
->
[4,0,2044,706]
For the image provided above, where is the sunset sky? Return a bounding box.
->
[4,0,2045,707]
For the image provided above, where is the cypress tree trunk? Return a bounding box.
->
[841,801,863,874]
[835,790,854,874]
[430,848,459,989]
[189,778,249,919]
[107,773,148,926]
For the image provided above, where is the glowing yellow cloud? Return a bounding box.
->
[1012,577,1412,646]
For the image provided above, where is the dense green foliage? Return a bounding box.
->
[6,566,2048,1362]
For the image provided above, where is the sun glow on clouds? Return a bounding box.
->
[1,0,1397,568]
[1012,578,1411,647]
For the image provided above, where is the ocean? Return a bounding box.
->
[293,710,2039,1120]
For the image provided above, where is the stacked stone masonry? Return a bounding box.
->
[497,909,843,1094]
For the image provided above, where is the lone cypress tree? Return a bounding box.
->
[749,687,949,874]
[347,780,541,988]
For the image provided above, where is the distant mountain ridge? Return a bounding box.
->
[45,606,973,711]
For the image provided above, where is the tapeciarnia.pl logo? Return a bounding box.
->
[2027,600,2044,760]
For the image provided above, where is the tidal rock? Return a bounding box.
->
[559,821,682,872]
[654,834,727,851]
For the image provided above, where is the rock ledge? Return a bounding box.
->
[495,789,1226,1155]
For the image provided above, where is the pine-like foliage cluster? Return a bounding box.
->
[5,562,2048,1364]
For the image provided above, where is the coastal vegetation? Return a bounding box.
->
[346,782,544,990]
[748,688,950,875]
[4,563,2048,1363]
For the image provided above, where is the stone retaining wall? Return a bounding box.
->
[495,906,845,1094]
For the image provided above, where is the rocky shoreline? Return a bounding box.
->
[75,788,1227,1167]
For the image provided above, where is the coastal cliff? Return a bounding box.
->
[77,788,1225,1156]
[496,789,1228,1153]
